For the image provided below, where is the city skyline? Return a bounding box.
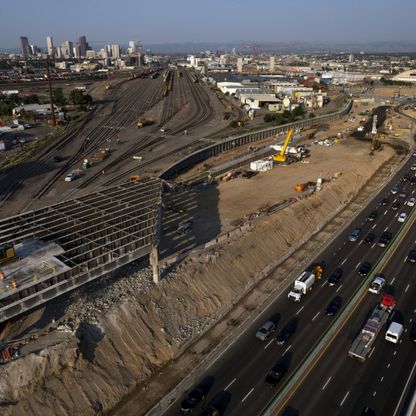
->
[1,0,416,50]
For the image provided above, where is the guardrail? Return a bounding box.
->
[160,100,353,181]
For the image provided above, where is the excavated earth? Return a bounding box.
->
[0,135,410,415]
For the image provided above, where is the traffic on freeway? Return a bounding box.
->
[159,150,416,416]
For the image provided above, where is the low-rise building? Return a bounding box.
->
[13,104,60,117]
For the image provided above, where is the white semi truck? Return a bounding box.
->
[288,271,316,302]
[348,295,396,362]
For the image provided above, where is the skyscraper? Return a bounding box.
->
[111,44,120,59]
[20,36,30,57]
[46,36,54,56]
[77,35,88,57]
[61,41,73,58]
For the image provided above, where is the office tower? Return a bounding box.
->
[61,41,73,58]
[269,56,275,73]
[105,45,112,57]
[111,44,120,59]
[55,46,62,59]
[73,45,81,59]
[237,57,243,73]
[20,36,30,57]
[30,45,39,55]
[46,36,54,56]
[78,35,88,57]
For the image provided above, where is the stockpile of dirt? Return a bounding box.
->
[0,145,397,416]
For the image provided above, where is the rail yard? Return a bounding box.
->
[0,51,416,416]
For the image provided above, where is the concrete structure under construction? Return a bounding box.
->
[0,178,163,324]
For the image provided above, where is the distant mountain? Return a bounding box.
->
[145,40,416,54]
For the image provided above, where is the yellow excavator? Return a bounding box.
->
[273,128,294,163]
[0,243,17,265]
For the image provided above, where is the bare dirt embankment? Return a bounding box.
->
[0,136,403,416]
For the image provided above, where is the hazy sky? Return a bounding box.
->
[1,0,415,49]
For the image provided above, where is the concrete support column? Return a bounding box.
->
[150,244,159,284]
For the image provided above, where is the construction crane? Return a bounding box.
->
[273,128,294,163]
[243,44,261,62]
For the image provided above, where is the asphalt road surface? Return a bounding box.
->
[160,149,416,416]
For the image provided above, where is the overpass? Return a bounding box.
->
[0,177,163,324]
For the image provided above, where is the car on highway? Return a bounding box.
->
[363,233,375,245]
[326,296,342,316]
[411,164,416,171]
[410,176,416,185]
[366,210,378,222]
[410,323,416,343]
[398,212,408,223]
[358,261,372,276]
[391,187,398,195]
[328,267,343,286]
[407,197,416,207]
[381,196,390,205]
[264,363,287,387]
[378,231,392,247]
[180,387,207,413]
[401,174,410,182]
[349,227,362,242]
[256,320,276,341]
[276,318,297,345]
[65,172,77,182]
[391,201,400,210]
[399,191,407,199]
[198,407,220,416]
[407,250,416,263]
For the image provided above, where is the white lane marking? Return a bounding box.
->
[405,284,410,292]
[336,284,343,293]
[372,223,377,229]
[321,281,327,288]
[373,391,377,397]
[384,210,388,216]
[341,258,347,265]
[394,350,398,356]
[384,226,389,232]
[312,312,320,322]
[404,258,408,263]
[380,376,384,382]
[391,277,396,284]
[395,213,399,218]
[264,339,274,350]
[333,252,336,256]
[282,345,291,355]
[405,329,408,333]
[371,243,376,248]
[296,306,305,315]
[322,376,332,390]
[241,388,254,402]
[340,391,350,406]
[387,363,391,368]
[355,262,361,269]
[224,378,236,390]
[393,359,416,416]
[369,347,376,359]
[393,199,397,203]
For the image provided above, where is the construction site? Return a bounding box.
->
[0,67,414,416]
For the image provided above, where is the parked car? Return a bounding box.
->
[256,320,276,341]
[276,318,297,345]
[378,231,392,247]
[363,233,375,245]
[358,261,372,276]
[328,267,343,286]
[349,227,362,242]
[407,250,416,263]
[180,387,206,413]
[326,296,342,316]
[65,172,77,182]
[264,363,287,387]
[398,212,408,223]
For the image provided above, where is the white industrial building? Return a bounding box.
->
[238,93,281,109]
[217,82,244,95]
[392,70,416,83]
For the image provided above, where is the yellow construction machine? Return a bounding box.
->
[273,128,294,163]
[0,243,17,265]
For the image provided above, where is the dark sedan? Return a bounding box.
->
[265,363,287,387]
[358,261,372,276]
[328,267,343,286]
[180,388,206,413]
[276,318,297,345]
[326,296,342,316]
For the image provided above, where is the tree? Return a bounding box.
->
[52,88,67,106]
[69,90,93,106]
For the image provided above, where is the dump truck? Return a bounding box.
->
[136,119,154,128]
[288,271,316,302]
[348,295,396,362]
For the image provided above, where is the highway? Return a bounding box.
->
[159,144,416,416]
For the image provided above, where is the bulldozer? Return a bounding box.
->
[273,128,294,163]
[0,243,17,265]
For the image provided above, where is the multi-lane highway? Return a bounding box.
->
[159,144,416,416]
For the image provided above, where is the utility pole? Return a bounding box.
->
[46,57,57,127]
